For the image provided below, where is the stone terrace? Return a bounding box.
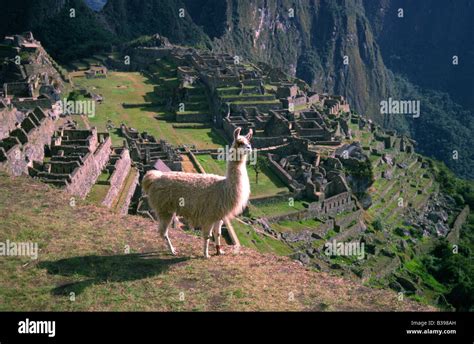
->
[0,106,58,176]
[29,126,112,199]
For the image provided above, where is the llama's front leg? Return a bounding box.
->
[202,226,213,259]
[158,214,177,255]
[213,220,225,255]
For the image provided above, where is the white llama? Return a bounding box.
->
[142,127,252,258]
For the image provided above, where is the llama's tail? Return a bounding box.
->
[142,170,163,195]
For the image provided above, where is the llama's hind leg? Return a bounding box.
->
[202,225,213,259]
[158,213,177,255]
[212,220,225,255]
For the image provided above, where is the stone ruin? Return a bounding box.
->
[0,105,58,176]
[267,141,356,217]
[100,145,138,214]
[29,126,112,199]
[1,32,64,111]
[120,124,182,174]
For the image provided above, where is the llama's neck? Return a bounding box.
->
[225,157,248,184]
[224,157,250,213]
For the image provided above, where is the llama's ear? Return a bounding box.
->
[246,129,253,141]
[233,127,242,140]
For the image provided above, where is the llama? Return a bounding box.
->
[142,127,252,258]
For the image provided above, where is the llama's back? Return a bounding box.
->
[142,170,228,227]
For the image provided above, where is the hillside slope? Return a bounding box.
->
[0,172,434,311]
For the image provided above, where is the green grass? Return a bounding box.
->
[231,220,293,256]
[271,218,324,233]
[195,154,226,175]
[248,199,308,218]
[97,171,110,183]
[220,94,274,100]
[195,155,289,198]
[293,103,309,111]
[404,259,447,294]
[86,184,110,205]
[231,99,280,105]
[72,72,223,148]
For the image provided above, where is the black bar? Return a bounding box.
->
[0,312,472,343]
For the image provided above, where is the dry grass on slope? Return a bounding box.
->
[0,173,435,311]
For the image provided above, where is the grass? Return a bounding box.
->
[231,220,293,256]
[271,218,325,233]
[0,172,433,311]
[72,72,223,149]
[231,99,280,105]
[195,155,289,198]
[195,154,226,175]
[404,259,447,294]
[248,199,308,218]
[86,184,110,205]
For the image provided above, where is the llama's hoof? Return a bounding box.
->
[216,245,225,255]
[203,254,211,259]
[170,249,178,256]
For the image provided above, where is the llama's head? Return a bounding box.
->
[230,127,253,161]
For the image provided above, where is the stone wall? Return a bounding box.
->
[280,219,334,243]
[0,106,23,140]
[0,108,57,176]
[447,205,470,244]
[333,220,365,242]
[334,209,362,230]
[119,168,140,216]
[251,136,288,149]
[230,101,282,113]
[267,153,304,193]
[267,210,307,223]
[321,192,353,215]
[131,47,172,70]
[65,135,112,198]
[102,148,132,208]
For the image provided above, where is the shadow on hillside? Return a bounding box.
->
[38,253,189,296]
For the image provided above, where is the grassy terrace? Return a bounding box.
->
[216,86,259,95]
[220,94,275,101]
[111,168,139,212]
[85,172,111,204]
[231,99,280,105]
[86,183,110,205]
[368,152,434,230]
[73,72,224,149]
[247,199,308,218]
[195,154,289,198]
[231,220,293,256]
[271,218,324,233]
